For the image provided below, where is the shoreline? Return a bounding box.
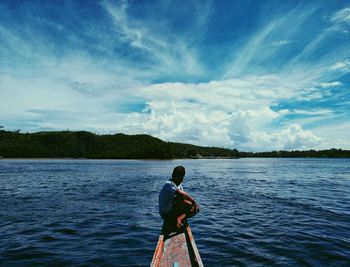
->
[0,157,236,160]
[1,157,349,160]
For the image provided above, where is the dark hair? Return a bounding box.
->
[172,166,185,179]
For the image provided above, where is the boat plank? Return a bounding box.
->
[160,231,192,267]
[151,223,203,267]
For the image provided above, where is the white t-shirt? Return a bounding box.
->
[158,180,183,218]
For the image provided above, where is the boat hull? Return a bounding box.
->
[151,222,203,267]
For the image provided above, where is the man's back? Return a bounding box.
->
[159,180,183,218]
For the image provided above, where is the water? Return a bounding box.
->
[0,158,349,266]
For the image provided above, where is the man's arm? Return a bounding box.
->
[176,189,200,212]
[177,189,195,203]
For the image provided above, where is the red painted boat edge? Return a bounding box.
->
[150,234,164,267]
[185,226,204,267]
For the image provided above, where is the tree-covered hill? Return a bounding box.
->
[0,130,349,159]
[0,130,237,159]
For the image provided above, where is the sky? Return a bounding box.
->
[0,0,350,151]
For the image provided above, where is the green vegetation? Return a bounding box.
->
[0,130,236,159]
[0,130,349,159]
[239,149,350,158]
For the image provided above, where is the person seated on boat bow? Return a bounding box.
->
[159,166,199,230]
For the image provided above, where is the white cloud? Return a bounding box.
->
[113,77,326,150]
[319,81,343,88]
[271,40,291,46]
[330,60,350,71]
[249,124,322,151]
[329,6,350,33]
[122,101,233,147]
[289,109,334,116]
[331,6,350,24]
[312,121,350,149]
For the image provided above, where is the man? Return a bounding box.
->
[159,166,199,229]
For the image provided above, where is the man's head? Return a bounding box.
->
[172,166,186,186]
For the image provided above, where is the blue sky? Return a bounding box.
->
[1,0,350,151]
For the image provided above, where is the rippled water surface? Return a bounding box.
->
[0,158,349,266]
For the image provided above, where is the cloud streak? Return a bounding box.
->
[101,0,207,80]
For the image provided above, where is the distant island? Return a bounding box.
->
[0,130,349,159]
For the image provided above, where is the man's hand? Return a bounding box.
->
[194,202,200,213]
[190,202,200,214]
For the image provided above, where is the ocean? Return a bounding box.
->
[0,158,349,266]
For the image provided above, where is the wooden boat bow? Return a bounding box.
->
[151,221,204,267]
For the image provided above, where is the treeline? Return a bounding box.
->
[0,130,237,159]
[0,130,349,159]
[240,149,350,158]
